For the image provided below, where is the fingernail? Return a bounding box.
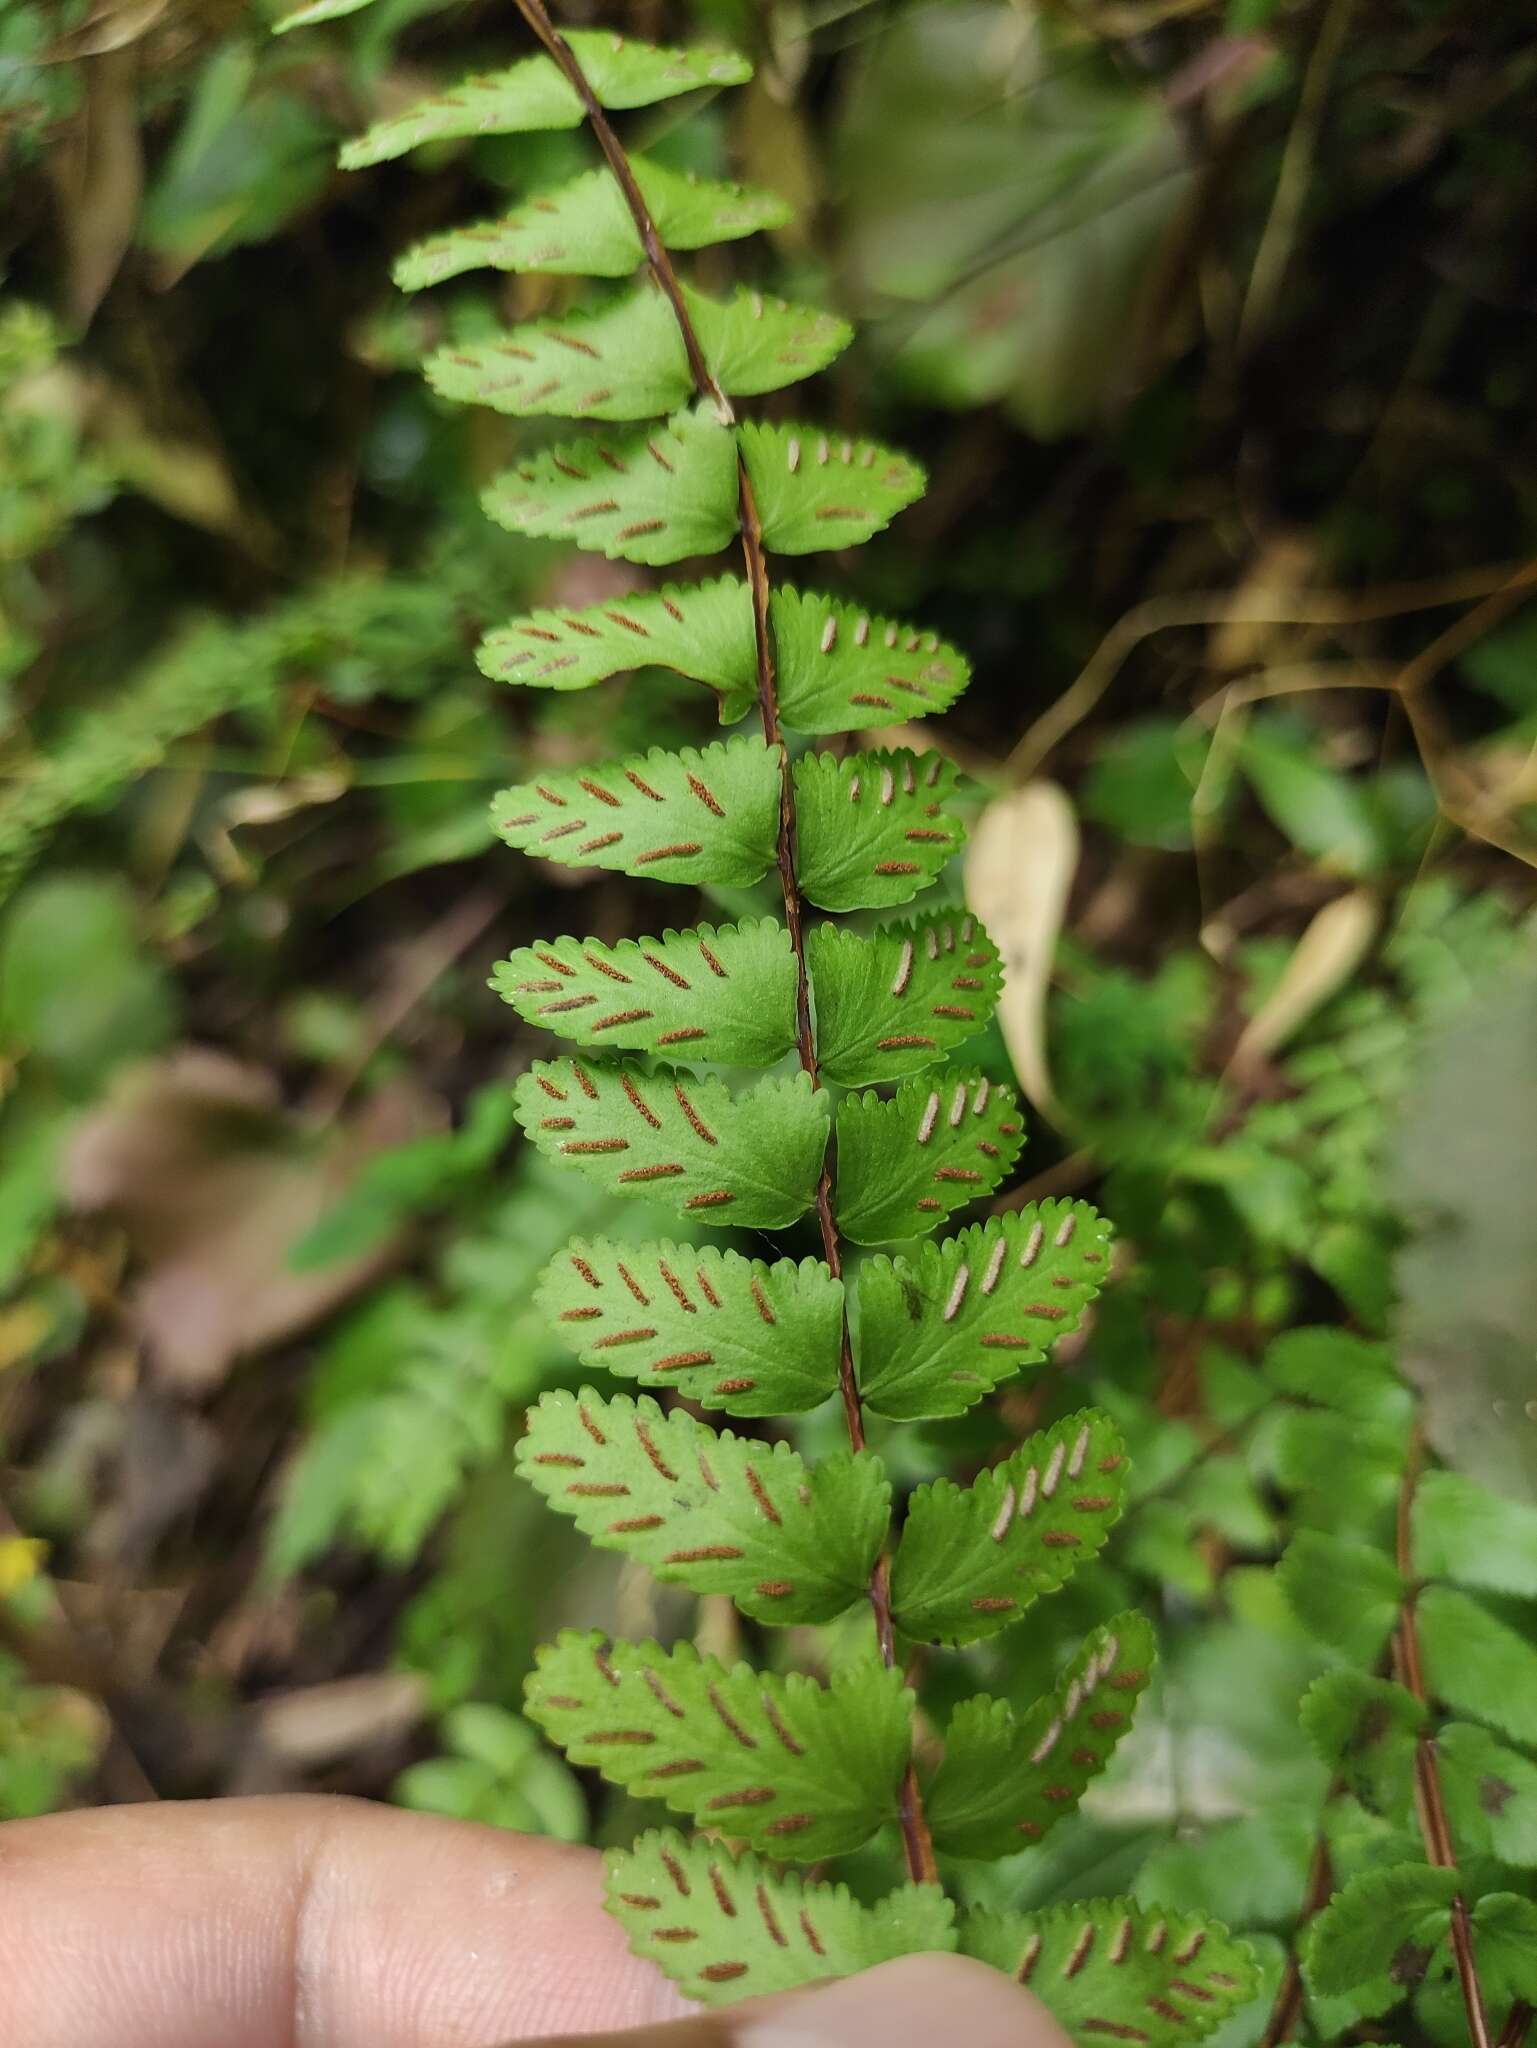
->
[736,1953,1076,2048]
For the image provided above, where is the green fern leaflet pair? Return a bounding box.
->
[281,2,1260,2032]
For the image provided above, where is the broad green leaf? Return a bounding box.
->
[491,735,779,887]
[1298,1671,1424,1814]
[794,749,963,912]
[740,422,926,554]
[492,919,796,1066]
[809,911,1002,1086]
[273,0,376,31]
[1437,1721,1537,1866]
[1469,1893,1537,2007]
[834,1071,1025,1245]
[1261,1326,1410,1427]
[394,156,791,289]
[478,575,757,723]
[1305,1864,1456,2012]
[341,35,753,166]
[927,1614,1154,1858]
[514,1060,828,1230]
[536,1238,842,1416]
[607,1828,957,2003]
[484,405,738,566]
[959,1898,1258,2047]
[1412,1469,1537,1599]
[1240,716,1384,877]
[428,281,850,422]
[1418,1585,1537,1745]
[855,1203,1112,1420]
[1277,1532,1402,1663]
[527,1633,909,1859]
[890,1409,1128,1646]
[517,1390,887,1624]
[772,586,972,734]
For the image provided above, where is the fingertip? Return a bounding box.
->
[735,1953,1076,2048]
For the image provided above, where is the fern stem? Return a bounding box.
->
[508,0,937,1885]
[1393,1425,1493,2048]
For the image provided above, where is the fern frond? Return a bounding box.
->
[607,1828,957,2002]
[395,157,791,289]
[514,1061,829,1229]
[794,750,964,911]
[485,405,740,564]
[477,575,757,720]
[834,1072,1026,1243]
[295,0,1166,2006]
[927,1615,1155,1856]
[959,1898,1259,2045]
[738,420,927,552]
[428,281,850,420]
[491,736,779,885]
[890,1410,1129,1645]
[341,37,753,166]
[855,1204,1113,1418]
[534,1240,843,1414]
[492,919,797,1066]
[808,911,1002,1085]
[517,1390,889,1622]
[527,1633,910,1858]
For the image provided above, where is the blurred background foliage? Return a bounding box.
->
[1,0,1536,2032]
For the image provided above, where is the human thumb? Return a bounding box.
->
[519,1952,1077,2047]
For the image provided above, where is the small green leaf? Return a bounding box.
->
[927,1614,1154,1858]
[1277,1532,1402,1663]
[607,1828,957,2003]
[771,586,972,734]
[740,422,926,554]
[527,1634,910,1860]
[1469,1892,1537,2006]
[794,749,963,912]
[1437,1721,1537,1867]
[428,281,849,422]
[341,35,752,166]
[855,1203,1112,1420]
[1412,1469,1537,1600]
[478,575,757,722]
[890,1409,1128,1646]
[1418,1585,1537,1746]
[491,735,779,888]
[1261,1325,1409,1426]
[492,919,796,1066]
[1305,1863,1456,2011]
[1240,717,1384,877]
[484,404,739,565]
[834,1071,1025,1245]
[959,1897,1258,2046]
[394,155,791,289]
[517,1390,887,1624]
[514,1060,828,1230]
[1298,1671,1425,1814]
[536,1238,842,1416]
[809,911,1002,1087]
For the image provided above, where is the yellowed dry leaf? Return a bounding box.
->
[964,780,1079,1123]
[1230,886,1380,1075]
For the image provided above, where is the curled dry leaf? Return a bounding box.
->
[64,1049,443,1391]
[1228,887,1381,1078]
[964,780,1079,1123]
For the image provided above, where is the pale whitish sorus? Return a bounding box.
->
[273,1,1261,2033]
